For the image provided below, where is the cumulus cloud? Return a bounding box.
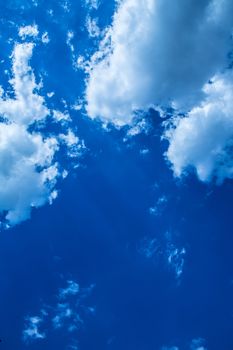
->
[83,0,233,184]
[85,0,233,125]
[165,72,233,183]
[0,41,82,226]
[0,43,48,126]
[0,123,58,224]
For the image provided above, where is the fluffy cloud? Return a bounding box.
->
[84,0,233,184]
[0,41,81,226]
[85,0,233,125]
[165,72,233,183]
[0,43,48,126]
[0,123,58,225]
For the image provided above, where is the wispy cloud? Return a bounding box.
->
[138,231,186,280]
[161,338,207,350]
[149,195,168,217]
[23,316,46,343]
[59,280,80,299]
[85,0,100,10]
[190,338,207,350]
[22,279,95,345]
[166,244,186,279]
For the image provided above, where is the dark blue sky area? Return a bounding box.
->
[0,113,233,349]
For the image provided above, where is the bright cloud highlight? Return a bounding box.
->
[84,0,233,184]
[85,0,233,125]
[0,41,81,226]
[165,72,233,183]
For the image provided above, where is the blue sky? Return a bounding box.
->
[0,1,233,349]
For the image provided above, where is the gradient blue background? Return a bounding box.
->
[0,1,233,349]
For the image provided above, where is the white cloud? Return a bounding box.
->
[0,123,58,225]
[165,72,233,183]
[59,280,80,299]
[140,148,149,156]
[86,16,101,38]
[22,280,95,344]
[41,32,50,44]
[72,98,83,111]
[19,24,39,39]
[60,0,71,13]
[59,129,85,158]
[85,0,100,10]
[53,110,71,123]
[66,31,82,71]
[0,43,57,225]
[19,25,49,44]
[67,345,79,350]
[161,338,207,350]
[126,118,150,137]
[85,0,233,125]
[23,316,45,342]
[52,303,76,329]
[67,31,75,53]
[166,244,186,279]
[138,232,186,279]
[149,195,167,216]
[190,338,207,350]
[84,0,233,184]
[138,237,159,259]
[0,41,82,226]
[0,43,48,126]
